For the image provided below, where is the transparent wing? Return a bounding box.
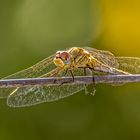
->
[116,57,140,74]
[7,84,85,107]
[85,47,140,74]
[7,68,92,107]
[84,47,119,68]
[103,57,140,86]
[0,54,56,98]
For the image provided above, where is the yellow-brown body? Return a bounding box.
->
[54,47,130,75]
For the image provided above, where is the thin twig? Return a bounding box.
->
[0,75,140,88]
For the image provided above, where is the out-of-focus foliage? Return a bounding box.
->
[0,0,140,140]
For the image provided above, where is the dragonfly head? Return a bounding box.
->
[54,51,71,67]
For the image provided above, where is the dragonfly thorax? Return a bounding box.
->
[68,47,93,67]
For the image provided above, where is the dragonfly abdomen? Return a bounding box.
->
[90,57,130,75]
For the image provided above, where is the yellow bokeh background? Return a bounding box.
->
[93,0,140,55]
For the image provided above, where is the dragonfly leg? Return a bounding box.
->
[90,68,96,96]
[83,68,89,95]
[69,70,74,82]
[78,67,94,95]
[77,67,93,95]
[53,79,57,84]
[64,68,68,76]
[58,69,74,86]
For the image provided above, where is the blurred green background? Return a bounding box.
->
[0,0,140,140]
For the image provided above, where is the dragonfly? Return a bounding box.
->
[0,47,140,107]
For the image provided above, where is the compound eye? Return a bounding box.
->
[60,52,70,61]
